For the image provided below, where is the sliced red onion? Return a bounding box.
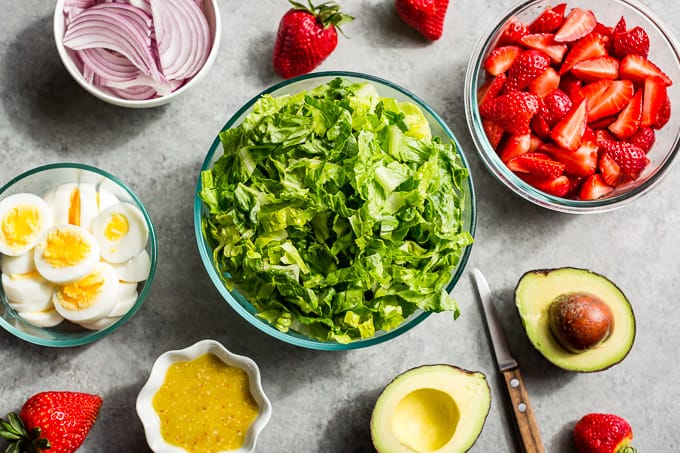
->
[151,0,210,80]
[101,74,183,96]
[108,85,157,100]
[77,48,141,82]
[128,0,151,15]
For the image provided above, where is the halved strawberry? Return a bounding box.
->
[588,79,634,122]
[520,33,568,65]
[613,26,650,58]
[484,45,521,76]
[560,33,608,75]
[559,72,583,100]
[628,127,655,153]
[507,152,566,179]
[529,67,561,97]
[498,133,531,161]
[529,3,566,33]
[640,77,667,128]
[554,8,596,43]
[574,79,611,105]
[551,98,588,151]
[653,96,671,129]
[579,173,614,200]
[571,56,620,82]
[599,138,647,179]
[588,115,617,130]
[482,119,505,148]
[480,90,540,134]
[519,173,571,197]
[478,73,508,109]
[541,141,598,176]
[599,152,623,186]
[506,50,551,91]
[498,19,529,46]
[619,54,673,86]
[541,88,572,125]
[608,89,643,139]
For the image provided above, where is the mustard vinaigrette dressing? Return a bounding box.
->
[152,353,259,452]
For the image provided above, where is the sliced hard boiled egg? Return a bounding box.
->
[1,271,54,310]
[78,316,119,331]
[108,281,138,317]
[0,193,51,256]
[52,262,119,323]
[97,187,119,211]
[16,308,64,328]
[111,249,151,282]
[1,251,36,275]
[45,183,99,228]
[34,224,101,284]
[91,203,148,263]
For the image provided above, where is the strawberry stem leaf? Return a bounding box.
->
[288,0,354,35]
[0,413,50,453]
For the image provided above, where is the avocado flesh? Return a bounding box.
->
[371,365,490,453]
[515,267,635,372]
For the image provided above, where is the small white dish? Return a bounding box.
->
[136,339,272,453]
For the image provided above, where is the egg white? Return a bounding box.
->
[0,193,51,256]
[17,308,64,328]
[34,224,101,284]
[108,281,138,317]
[96,187,119,211]
[111,249,151,282]
[1,251,36,275]
[52,261,119,323]
[77,316,119,331]
[91,202,149,264]
[1,271,54,311]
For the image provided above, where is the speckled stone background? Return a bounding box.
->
[1,0,679,451]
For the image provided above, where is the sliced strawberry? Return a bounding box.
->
[529,3,566,33]
[588,115,617,129]
[593,22,612,38]
[599,139,647,179]
[478,73,508,109]
[482,119,505,149]
[480,90,540,135]
[529,67,561,97]
[608,89,643,139]
[571,56,620,82]
[574,79,611,106]
[588,79,635,122]
[554,8,596,43]
[507,152,566,179]
[498,19,529,46]
[541,141,598,176]
[498,133,531,161]
[596,129,616,146]
[582,125,597,143]
[628,127,655,153]
[519,173,571,197]
[506,50,551,91]
[559,72,583,100]
[579,173,614,200]
[641,77,667,128]
[551,98,588,151]
[484,45,522,76]
[560,33,608,75]
[541,88,572,125]
[619,54,673,86]
[653,95,671,129]
[612,16,627,35]
[529,134,544,152]
[520,33,568,65]
[531,113,552,139]
[613,26,650,58]
[599,152,623,186]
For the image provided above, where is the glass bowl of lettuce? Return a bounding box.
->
[194,72,476,350]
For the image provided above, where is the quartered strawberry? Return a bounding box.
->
[593,22,612,38]
[588,79,634,122]
[619,54,673,86]
[529,134,544,152]
[479,90,540,134]
[498,133,531,161]
[506,50,551,91]
[541,141,598,177]
[582,125,597,143]
[529,3,566,33]
[560,33,608,75]
[579,173,614,200]
[482,119,506,148]
[613,26,650,58]
[483,45,522,76]
[507,152,566,179]
[599,138,647,179]
[653,95,671,129]
[519,173,571,197]
[574,79,611,106]
[531,113,553,139]
[559,72,583,100]
[628,126,655,152]
[529,67,561,97]
[554,8,596,43]
[599,151,623,186]
[612,16,627,35]
[552,98,588,151]
[520,33,568,65]
[498,19,529,46]
[640,77,667,128]
[395,0,450,40]
[608,89,643,139]
[478,73,508,108]
[571,56,620,82]
[540,88,573,125]
[573,413,636,453]
[588,115,617,130]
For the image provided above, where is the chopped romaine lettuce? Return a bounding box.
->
[200,77,472,343]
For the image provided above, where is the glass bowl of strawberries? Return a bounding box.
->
[464,0,680,213]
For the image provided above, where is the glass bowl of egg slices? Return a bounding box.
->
[0,163,157,346]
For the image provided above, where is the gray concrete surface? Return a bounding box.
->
[1,0,679,451]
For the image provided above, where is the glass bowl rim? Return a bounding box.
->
[193,70,477,350]
[0,162,158,347]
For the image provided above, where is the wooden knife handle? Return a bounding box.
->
[501,367,545,453]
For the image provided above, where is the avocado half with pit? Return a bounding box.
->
[370,365,490,453]
[515,267,635,372]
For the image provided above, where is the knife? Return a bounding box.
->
[472,268,545,453]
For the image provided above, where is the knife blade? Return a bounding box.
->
[472,268,545,453]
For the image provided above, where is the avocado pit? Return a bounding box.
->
[548,292,614,353]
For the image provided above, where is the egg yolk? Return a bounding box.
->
[68,188,81,226]
[41,229,91,267]
[55,271,104,311]
[104,214,129,241]
[1,205,41,248]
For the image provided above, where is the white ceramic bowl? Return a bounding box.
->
[53,0,222,108]
[136,339,272,453]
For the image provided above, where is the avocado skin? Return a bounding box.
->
[514,267,636,373]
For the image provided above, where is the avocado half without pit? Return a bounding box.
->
[370,365,491,453]
[515,267,636,372]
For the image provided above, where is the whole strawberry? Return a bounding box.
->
[574,413,637,453]
[395,0,449,41]
[0,391,102,453]
[272,1,354,79]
